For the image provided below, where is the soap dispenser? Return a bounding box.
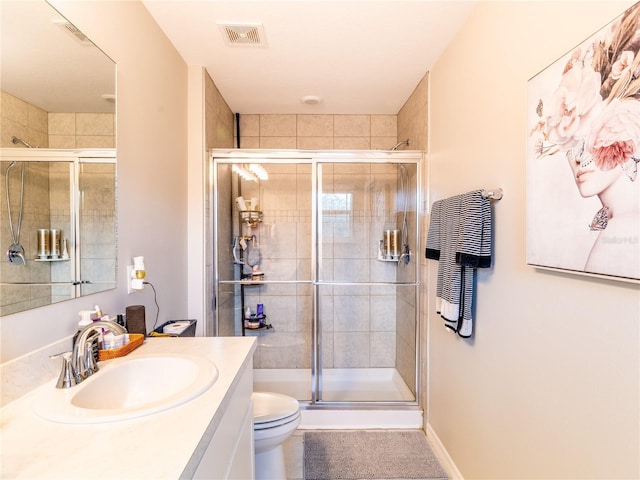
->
[73,310,100,362]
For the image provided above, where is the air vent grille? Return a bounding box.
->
[218,23,266,47]
[54,20,92,45]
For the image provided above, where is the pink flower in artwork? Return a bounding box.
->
[610,50,636,80]
[587,99,640,170]
[546,65,603,151]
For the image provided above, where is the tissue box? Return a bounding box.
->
[153,319,196,337]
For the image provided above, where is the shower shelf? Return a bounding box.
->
[376,256,399,263]
[34,258,70,262]
[240,210,263,227]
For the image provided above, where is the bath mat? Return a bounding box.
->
[304,430,449,480]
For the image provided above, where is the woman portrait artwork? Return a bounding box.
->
[527,2,640,281]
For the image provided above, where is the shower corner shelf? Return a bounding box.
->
[240,210,263,227]
[34,257,70,262]
[376,256,399,263]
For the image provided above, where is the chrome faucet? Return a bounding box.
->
[68,320,127,386]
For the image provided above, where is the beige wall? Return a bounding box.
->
[238,114,397,150]
[427,1,639,478]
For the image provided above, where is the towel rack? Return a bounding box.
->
[481,188,503,200]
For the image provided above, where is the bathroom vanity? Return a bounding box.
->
[0,336,256,479]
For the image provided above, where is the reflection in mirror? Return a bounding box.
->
[1,151,117,316]
[78,161,117,297]
[1,1,116,149]
[0,1,117,316]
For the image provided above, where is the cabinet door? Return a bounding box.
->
[192,364,254,479]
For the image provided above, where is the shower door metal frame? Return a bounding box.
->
[211,149,422,409]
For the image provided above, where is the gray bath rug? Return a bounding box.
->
[304,430,449,480]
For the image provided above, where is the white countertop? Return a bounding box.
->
[0,336,256,479]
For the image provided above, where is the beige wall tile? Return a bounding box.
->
[371,114,397,137]
[205,108,217,148]
[1,91,28,126]
[260,114,296,136]
[297,115,333,137]
[76,113,114,136]
[76,135,114,148]
[260,136,297,149]
[371,136,397,150]
[334,114,370,137]
[297,136,333,150]
[28,105,48,134]
[215,121,234,148]
[240,136,260,149]
[398,73,428,152]
[28,129,49,148]
[333,136,370,150]
[48,113,76,135]
[239,114,260,137]
[1,118,27,147]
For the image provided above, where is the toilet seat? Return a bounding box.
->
[252,391,300,427]
[252,392,300,480]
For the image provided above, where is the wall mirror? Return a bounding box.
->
[0,1,117,316]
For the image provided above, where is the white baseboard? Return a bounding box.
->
[300,408,423,429]
[426,422,464,480]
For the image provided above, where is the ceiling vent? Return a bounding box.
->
[54,20,92,46]
[218,22,266,47]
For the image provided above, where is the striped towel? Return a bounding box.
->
[425,190,492,337]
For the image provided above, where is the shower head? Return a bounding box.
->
[11,136,35,148]
[390,139,410,150]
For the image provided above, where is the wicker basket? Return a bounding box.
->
[98,333,144,361]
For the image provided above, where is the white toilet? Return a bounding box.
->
[252,391,301,480]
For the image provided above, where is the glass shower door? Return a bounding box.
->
[214,158,314,401]
[316,160,418,403]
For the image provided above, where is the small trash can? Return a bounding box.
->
[152,319,197,337]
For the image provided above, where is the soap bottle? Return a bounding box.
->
[244,306,251,328]
[73,310,100,363]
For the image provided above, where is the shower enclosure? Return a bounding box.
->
[211,150,421,417]
[1,149,117,316]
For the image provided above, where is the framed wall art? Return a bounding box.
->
[527,2,640,282]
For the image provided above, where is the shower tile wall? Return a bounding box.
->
[205,71,235,336]
[1,90,115,149]
[1,163,54,314]
[0,160,116,316]
[238,114,397,151]
[1,91,49,148]
[244,161,405,372]
[397,72,428,402]
[48,113,115,149]
[78,163,116,297]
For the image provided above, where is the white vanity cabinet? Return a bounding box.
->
[0,337,256,479]
[191,358,255,479]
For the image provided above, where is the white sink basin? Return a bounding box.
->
[34,353,218,424]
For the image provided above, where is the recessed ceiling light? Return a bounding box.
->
[300,95,322,105]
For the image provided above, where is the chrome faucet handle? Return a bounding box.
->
[71,320,126,384]
[83,341,99,377]
[51,352,78,389]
